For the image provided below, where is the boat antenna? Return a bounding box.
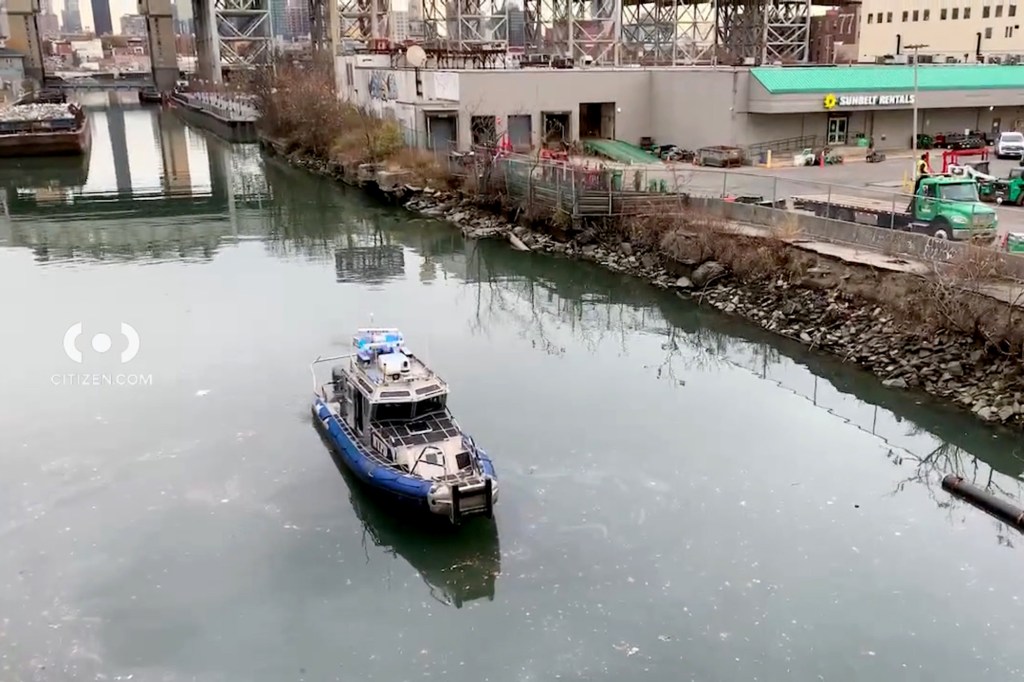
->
[369,312,374,325]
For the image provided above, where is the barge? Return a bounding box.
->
[311,328,498,525]
[169,92,257,143]
[0,103,90,157]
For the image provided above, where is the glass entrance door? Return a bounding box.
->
[826,116,848,145]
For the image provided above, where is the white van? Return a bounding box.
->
[995,131,1024,159]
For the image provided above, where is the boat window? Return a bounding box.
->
[372,402,414,421]
[415,395,447,417]
[455,451,471,469]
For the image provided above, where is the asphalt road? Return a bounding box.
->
[640,155,1024,237]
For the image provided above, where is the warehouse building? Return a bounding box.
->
[857,0,1024,63]
[336,57,1024,154]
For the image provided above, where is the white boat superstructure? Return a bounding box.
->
[311,327,497,522]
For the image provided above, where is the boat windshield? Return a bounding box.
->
[938,183,979,203]
[372,395,447,422]
[374,402,414,421]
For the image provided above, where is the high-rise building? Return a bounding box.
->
[270,0,287,36]
[63,0,83,33]
[120,13,147,35]
[37,12,60,36]
[90,0,113,35]
[282,0,309,38]
[0,0,9,41]
[507,4,524,46]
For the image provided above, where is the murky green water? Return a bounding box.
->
[2,99,1024,682]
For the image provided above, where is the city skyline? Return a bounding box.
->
[50,0,191,33]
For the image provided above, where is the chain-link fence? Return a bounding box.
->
[460,153,1024,276]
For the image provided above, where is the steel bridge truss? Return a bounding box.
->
[420,0,508,49]
[336,0,390,40]
[620,0,716,64]
[214,0,272,71]
[311,0,812,65]
[716,0,810,64]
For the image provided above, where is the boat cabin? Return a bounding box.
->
[340,329,474,480]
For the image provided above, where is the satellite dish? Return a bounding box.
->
[406,44,427,68]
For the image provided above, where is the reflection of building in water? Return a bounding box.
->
[154,110,192,196]
[334,244,406,283]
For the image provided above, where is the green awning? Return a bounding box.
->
[751,65,1024,94]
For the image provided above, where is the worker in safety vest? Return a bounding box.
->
[916,153,931,178]
[906,152,932,211]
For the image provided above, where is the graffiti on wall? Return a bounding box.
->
[368,70,397,101]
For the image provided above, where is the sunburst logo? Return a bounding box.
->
[823,93,838,110]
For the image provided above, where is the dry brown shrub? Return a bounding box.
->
[387,148,449,186]
[910,247,1024,354]
[248,56,449,172]
[623,210,681,251]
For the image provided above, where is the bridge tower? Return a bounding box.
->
[138,0,179,91]
[193,0,273,84]
[5,0,46,84]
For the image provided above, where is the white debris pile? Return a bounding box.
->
[0,103,77,123]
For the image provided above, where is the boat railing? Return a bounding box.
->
[409,445,446,477]
[310,353,354,390]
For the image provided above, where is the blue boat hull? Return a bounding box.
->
[311,396,497,517]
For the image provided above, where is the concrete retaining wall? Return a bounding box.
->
[692,197,1024,281]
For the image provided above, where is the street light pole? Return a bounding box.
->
[908,43,928,180]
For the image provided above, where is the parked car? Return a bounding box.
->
[995,131,1024,159]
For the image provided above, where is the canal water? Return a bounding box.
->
[2,98,1024,682]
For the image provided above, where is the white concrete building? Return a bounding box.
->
[336,54,1024,154]
[858,0,1024,63]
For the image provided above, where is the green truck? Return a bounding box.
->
[792,175,998,242]
[979,167,1024,206]
[1004,233,1024,253]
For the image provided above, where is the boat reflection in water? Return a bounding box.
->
[316,423,501,608]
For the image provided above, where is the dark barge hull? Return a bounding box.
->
[169,93,257,143]
[0,117,91,157]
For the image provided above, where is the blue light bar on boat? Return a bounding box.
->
[353,328,405,360]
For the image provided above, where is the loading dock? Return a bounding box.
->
[579,102,616,139]
[426,112,457,153]
[542,111,571,147]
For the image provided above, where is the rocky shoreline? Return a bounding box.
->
[280,149,1024,429]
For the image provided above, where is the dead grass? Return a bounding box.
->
[898,248,1024,356]
[249,58,444,176]
[388,148,454,188]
